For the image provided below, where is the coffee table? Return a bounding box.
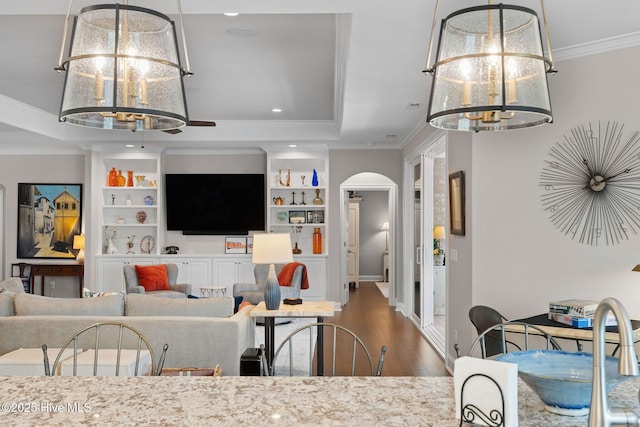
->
[250,301,335,375]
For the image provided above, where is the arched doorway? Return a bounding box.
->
[339,173,397,306]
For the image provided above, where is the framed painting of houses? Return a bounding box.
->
[17,183,83,259]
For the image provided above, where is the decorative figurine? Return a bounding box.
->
[279,169,291,187]
[107,228,118,255]
[111,194,116,205]
[292,226,303,254]
[300,191,306,205]
[301,175,306,186]
[290,191,297,205]
[127,235,136,254]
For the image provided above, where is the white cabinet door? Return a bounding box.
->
[162,257,212,296]
[297,257,326,301]
[211,256,254,294]
[97,257,159,293]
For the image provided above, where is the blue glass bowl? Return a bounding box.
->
[496,350,629,416]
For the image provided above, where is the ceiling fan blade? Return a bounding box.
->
[188,120,216,127]
[163,128,182,134]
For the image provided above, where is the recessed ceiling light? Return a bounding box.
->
[272,108,282,113]
[289,144,298,148]
[125,144,135,148]
[223,12,239,17]
[407,103,422,109]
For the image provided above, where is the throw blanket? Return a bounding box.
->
[277,262,310,290]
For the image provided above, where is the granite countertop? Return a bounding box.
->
[0,375,639,426]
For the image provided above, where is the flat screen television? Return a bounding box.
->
[165,174,265,235]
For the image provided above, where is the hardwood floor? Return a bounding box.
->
[323,281,448,376]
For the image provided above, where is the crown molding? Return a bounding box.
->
[552,31,640,62]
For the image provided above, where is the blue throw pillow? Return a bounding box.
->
[234,296,244,313]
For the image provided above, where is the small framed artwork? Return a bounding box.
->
[289,211,306,224]
[449,171,466,236]
[246,237,254,254]
[17,183,83,259]
[225,237,247,254]
[307,210,324,224]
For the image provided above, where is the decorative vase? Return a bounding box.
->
[435,254,444,266]
[126,170,134,187]
[312,169,319,187]
[264,264,281,310]
[108,167,118,187]
[292,242,302,254]
[313,227,322,254]
[313,189,323,205]
[116,170,126,187]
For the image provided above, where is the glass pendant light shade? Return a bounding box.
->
[59,4,188,131]
[427,4,553,132]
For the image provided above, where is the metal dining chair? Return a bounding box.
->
[43,322,168,376]
[268,322,387,376]
[468,321,562,359]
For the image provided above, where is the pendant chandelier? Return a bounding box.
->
[56,1,192,131]
[424,1,555,132]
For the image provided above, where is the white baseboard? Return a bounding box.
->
[360,275,384,282]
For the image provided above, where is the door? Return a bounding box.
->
[412,161,423,320]
[407,136,446,356]
[347,201,360,288]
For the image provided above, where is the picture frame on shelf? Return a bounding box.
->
[17,183,83,259]
[307,210,324,224]
[449,171,465,236]
[246,237,254,254]
[289,211,306,224]
[225,237,247,254]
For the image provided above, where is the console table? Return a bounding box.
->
[29,264,84,298]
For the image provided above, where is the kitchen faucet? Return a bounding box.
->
[588,297,640,427]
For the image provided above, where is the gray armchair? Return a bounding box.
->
[233,263,304,305]
[123,264,191,298]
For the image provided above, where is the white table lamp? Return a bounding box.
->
[252,233,294,310]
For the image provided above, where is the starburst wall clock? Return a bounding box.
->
[540,121,640,246]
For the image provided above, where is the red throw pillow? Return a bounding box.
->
[135,265,170,291]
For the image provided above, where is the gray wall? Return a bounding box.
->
[328,149,404,303]
[357,191,388,278]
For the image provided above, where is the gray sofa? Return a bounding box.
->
[0,291,254,375]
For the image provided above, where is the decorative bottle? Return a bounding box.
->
[313,227,322,254]
[126,170,134,187]
[108,167,117,187]
[313,189,323,205]
[116,169,126,187]
[312,169,319,187]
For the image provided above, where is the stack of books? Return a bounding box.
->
[548,299,616,328]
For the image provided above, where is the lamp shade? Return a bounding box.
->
[58,4,188,131]
[426,4,553,131]
[252,233,294,265]
[433,226,446,240]
[381,221,389,232]
[73,234,85,250]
